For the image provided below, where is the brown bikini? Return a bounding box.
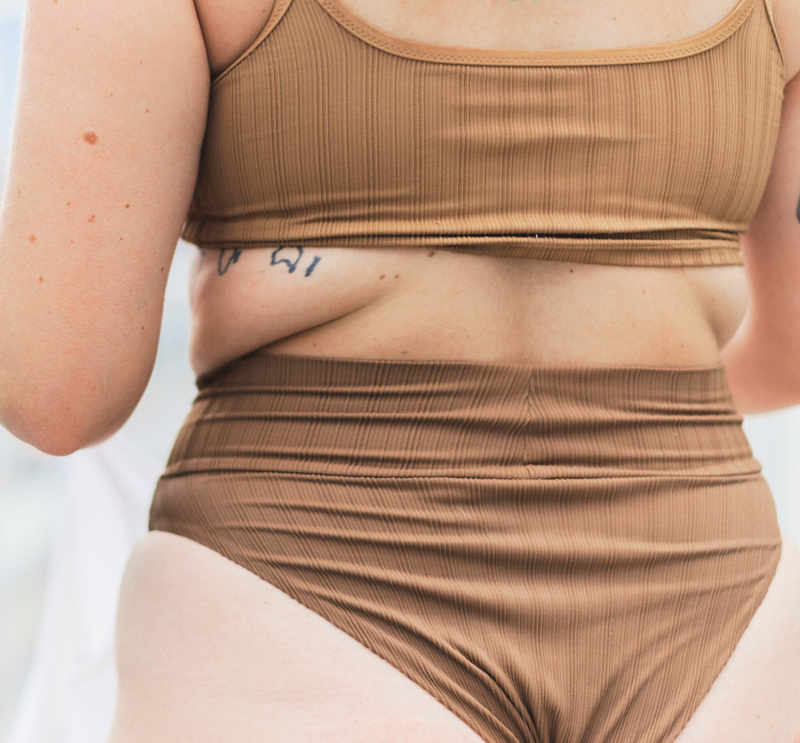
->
[150,1,786,740]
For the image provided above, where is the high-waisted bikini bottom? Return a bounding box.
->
[149,350,781,743]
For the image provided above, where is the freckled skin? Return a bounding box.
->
[83,131,98,145]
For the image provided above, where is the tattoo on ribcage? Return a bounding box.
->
[211,246,322,277]
[217,248,242,275]
[270,246,322,276]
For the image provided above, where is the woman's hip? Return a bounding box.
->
[145,351,782,743]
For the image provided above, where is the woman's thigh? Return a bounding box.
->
[108,530,486,743]
[674,532,800,743]
[108,530,800,743]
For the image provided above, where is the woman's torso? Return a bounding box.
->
[187,0,795,376]
[109,2,800,741]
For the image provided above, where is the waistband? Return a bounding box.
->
[162,351,761,481]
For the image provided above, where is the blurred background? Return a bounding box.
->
[1,1,800,741]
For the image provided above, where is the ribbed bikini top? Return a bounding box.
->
[182,0,785,266]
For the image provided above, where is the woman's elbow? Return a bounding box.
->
[722,342,800,414]
[0,373,141,456]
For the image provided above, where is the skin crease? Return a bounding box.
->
[0,0,798,740]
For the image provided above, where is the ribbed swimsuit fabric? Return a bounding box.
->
[150,352,782,743]
[181,0,785,266]
[152,1,786,741]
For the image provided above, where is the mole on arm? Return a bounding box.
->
[83,131,98,145]
[28,234,36,243]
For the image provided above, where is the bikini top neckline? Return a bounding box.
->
[213,0,765,87]
[315,0,758,66]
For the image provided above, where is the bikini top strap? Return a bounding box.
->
[211,0,296,87]
[762,0,785,69]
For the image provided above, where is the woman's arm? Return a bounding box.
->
[0,0,209,454]
[721,71,800,414]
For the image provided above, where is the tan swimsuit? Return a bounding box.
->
[183,0,783,266]
[150,1,785,741]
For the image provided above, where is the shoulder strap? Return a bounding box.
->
[762,0,785,69]
[212,0,296,87]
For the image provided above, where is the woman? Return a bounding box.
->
[1,0,799,740]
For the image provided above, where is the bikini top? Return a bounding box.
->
[182,0,785,266]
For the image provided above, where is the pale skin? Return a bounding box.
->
[1,0,800,740]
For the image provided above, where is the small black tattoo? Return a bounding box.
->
[271,246,304,273]
[305,255,322,276]
[218,248,242,275]
[270,246,322,276]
